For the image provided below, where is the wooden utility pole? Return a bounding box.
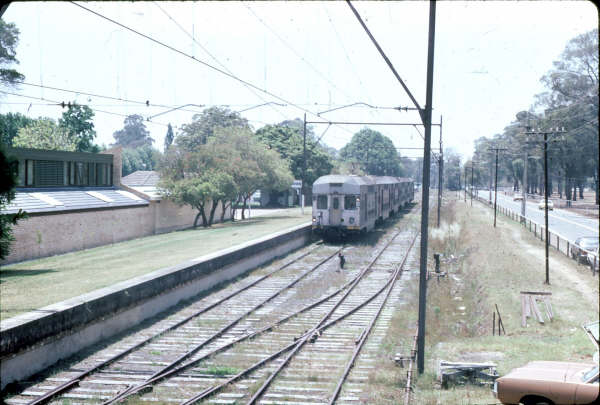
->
[488,148,507,228]
[524,126,566,284]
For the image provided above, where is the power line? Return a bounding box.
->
[153,1,290,122]
[323,5,373,105]
[244,2,355,102]
[12,81,205,114]
[69,1,331,125]
[0,89,170,127]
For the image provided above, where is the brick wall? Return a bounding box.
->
[3,201,229,265]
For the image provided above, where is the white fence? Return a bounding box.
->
[472,193,598,275]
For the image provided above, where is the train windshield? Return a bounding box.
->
[344,195,357,210]
[317,195,328,209]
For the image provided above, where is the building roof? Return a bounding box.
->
[2,187,148,215]
[121,171,160,187]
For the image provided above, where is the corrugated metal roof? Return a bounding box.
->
[1,188,149,215]
[121,171,160,187]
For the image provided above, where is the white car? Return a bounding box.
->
[513,194,523,201]
[538,199,554,210]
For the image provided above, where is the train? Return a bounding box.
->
[311,174,414,238]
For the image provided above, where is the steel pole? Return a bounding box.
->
[470,164,474,207]
[417,0,436,376]
[302,113,306,215]
[493,149,499,228]
[544,132,550,284]
[464,168,467,203]
[437,154,442,227]
[522,150,527,221]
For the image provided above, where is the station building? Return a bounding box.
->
[1,147,228,264]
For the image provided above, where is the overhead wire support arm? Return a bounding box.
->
[317,102,417,116]
[345,0,423,121]
[305,121,441,126]
[146,104,205,121]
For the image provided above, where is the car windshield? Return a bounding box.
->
[582,365,599,382]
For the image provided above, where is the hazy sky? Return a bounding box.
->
[1,1,597,159]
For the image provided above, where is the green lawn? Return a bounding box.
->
[0,208,311,321]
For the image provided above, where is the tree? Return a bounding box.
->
[58,103,98,152]
[113,114,154,148]
[160,170,235,228]
[536,29,599,203]
[176,106,249,151]
[0,19,25,86]
[160,127,292,226]
[0,145,27,260]
[121,145,162,176]
[0,112,33,146]
[339,128,403,176]
[164,123,174,151]
[443,149,463,191]
[13,118,77,151]
[255,121,333,189]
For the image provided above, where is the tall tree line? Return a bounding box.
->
[471,29,598,204]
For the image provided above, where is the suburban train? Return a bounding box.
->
[311,174,414,238]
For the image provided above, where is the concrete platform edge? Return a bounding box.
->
[0,222,312,389]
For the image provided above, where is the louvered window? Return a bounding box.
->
[34,160,64,186]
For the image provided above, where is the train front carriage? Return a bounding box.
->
[312,175,376,237]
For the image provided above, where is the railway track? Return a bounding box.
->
[4,215,419,405]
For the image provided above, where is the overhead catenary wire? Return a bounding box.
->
[323,5,374,105]
[153,1,290,123]
[68,1,338,128]
[244,2,356,103]
[0,89,171,127]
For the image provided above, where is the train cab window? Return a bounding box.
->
[344,195,357,210]
[333,197,339,209]
[317,195,328,209]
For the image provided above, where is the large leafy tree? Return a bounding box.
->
[0,112,33,146]
[442,149,463,191]
[471,29,599,203]
[121,145,162,176]
[160,127,292,227]
[58,103,98,152]
[113,114,154,148]
[0,19,24,86]
[339,128,403,176]
[176,106,249,151]
[0,145,27,260]
[254,121,333,190]
[12,118,77,151]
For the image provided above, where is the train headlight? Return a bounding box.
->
[349,217,355,224]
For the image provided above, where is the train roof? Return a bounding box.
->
[313,175,376,186]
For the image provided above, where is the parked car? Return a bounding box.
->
[538,199,554,210]
[513,194,523,201]
[591,247,599,274]
[571,236,599,264]
[493,321,599,405]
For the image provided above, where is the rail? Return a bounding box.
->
[470,193,598,275]
[181,230,419,405]
[30,243,327,405]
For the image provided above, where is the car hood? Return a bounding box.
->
[500,361,594,383]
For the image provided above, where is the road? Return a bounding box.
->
[476,190,598,243]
